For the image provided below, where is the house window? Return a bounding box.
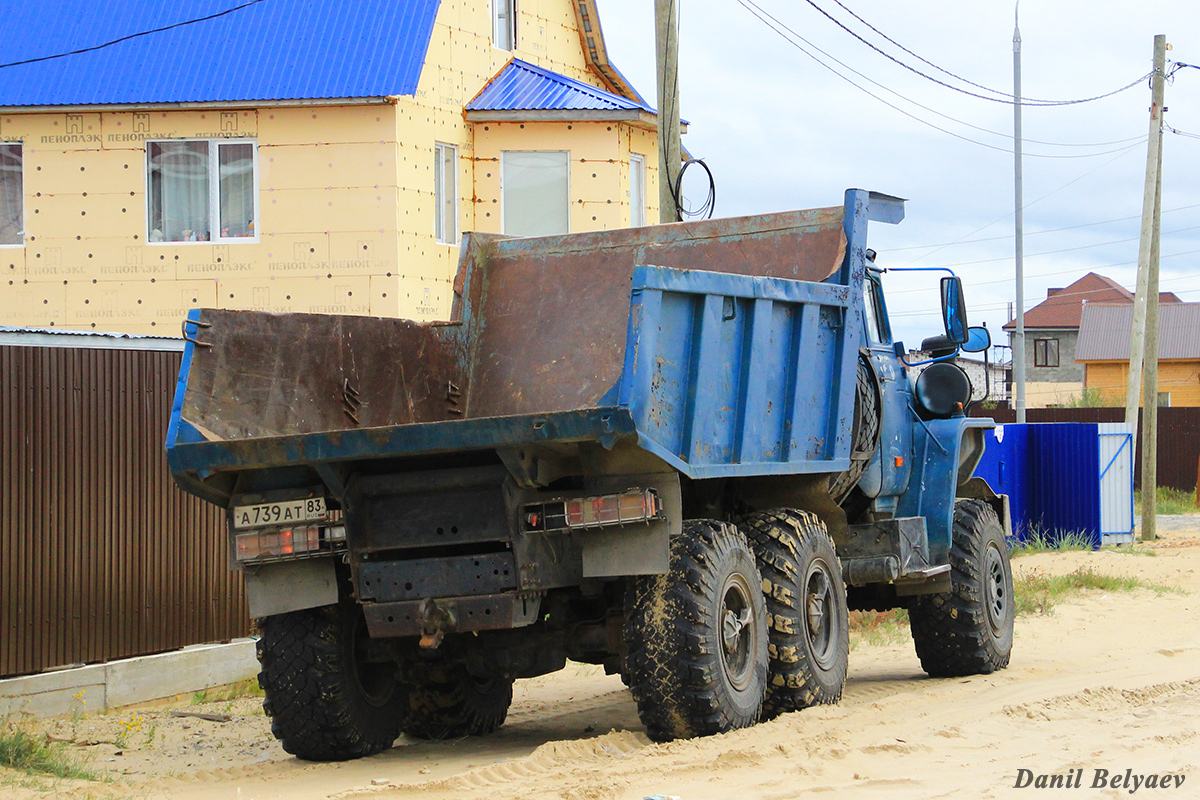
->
[502,151,569,237]
[1033,338,1059,368]
[147,139,257,243]
[0,143,22,246]
[630,154,646,227]
[493,0,516,50]
[434,143,458,244]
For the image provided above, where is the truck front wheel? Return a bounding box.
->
[741,509,848,718]
[624,520,768,741]
[908,498,1014,677]
[401,662,513,740]
[257,600,403,760]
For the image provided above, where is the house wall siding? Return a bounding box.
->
[1085,360,1200,406]
[1013,327,1083,382]
[0,0,655,334]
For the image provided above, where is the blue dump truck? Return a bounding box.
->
[167,189,1013,761]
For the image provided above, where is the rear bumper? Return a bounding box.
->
[362,592,543,638]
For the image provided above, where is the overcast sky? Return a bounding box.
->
[596,0,1200,357]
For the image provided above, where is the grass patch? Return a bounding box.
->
[1011,528,1095,557]
[848,608,909,648]
[1015,566,1179,616]
[0,719,98,781]
[1135,486,1198,516]
[191,677,263,705]
[847,564,1179,647]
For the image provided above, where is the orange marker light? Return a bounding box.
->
[894,456,904,467]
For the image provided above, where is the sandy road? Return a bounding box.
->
[9,523,1200,800]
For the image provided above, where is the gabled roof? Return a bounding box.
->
[1077,303,1200,361]
[466,58,656,124]
[1002,272,1180,331]
[0,0,441,107]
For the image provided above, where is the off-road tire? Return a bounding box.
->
[257,601,403,761]
[741,509,849,718]
[402,663,513,740]
[624,520,768,741]
[909,499,1014,677]
[829,358,881,503]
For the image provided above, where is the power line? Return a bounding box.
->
[787,1,1146,148]
[888,253,1200,317]
[895,143,1144,266]
[826,0,1013,100]
[1166,122,1200,140]
[736,1,1148,159]
[0,1,266,71]
[885,230,1200,296]
[883,203,1200,252]
[797,0,1152,106]
[926,223,1200,269]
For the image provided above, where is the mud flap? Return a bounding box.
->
[243,558,338,618]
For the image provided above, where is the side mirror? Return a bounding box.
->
[962,325,991,353]
[941,276,968,344]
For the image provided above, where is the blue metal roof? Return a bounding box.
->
[0,0,441,106]
[467,58,654,113]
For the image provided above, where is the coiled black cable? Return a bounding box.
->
[672,158,716,220]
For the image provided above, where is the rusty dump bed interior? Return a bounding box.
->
[174,207,846,451]
[174,206,849,443]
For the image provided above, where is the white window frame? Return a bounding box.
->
[434,142,459,245]
[629,153,646,228]
[501,150,570,237]
[145,138,259,246]
[0,142,23,248]
[492,0,517,50]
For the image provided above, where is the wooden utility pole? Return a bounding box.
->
[655,0,681,223]
[1131,34,1167,541]
[1126,35,1167,429]
[1141,133,1164,541]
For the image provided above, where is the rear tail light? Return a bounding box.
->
[524,488,661,532]
[235,524,344,563]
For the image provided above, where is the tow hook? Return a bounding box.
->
[417,598,455,649]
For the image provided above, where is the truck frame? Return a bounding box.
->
[167,188,1014,759]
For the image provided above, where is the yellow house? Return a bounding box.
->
[0,0,667,335]
[1076,302,1200,407]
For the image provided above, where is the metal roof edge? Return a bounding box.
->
[466,108,660,128]
[0,327,184,352]
[0,97,395,114]
[572,0,648,106]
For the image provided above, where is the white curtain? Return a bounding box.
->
[218,143,254,238]
[0,144,21,245]
[148,141,210,241]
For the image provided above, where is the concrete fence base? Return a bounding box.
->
[0,639,259,718]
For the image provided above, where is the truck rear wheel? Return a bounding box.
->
[741,509,848,718]
[624,520,768,741]
[908,499,1014,677]
[257,601,403,761]
[402,663,513,740]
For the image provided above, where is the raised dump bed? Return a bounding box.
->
[168,203,858,500]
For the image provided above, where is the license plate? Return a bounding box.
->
[233,497,327,530]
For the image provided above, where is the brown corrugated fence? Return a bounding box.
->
[972,405,1200,493]
[1,342,248,678]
